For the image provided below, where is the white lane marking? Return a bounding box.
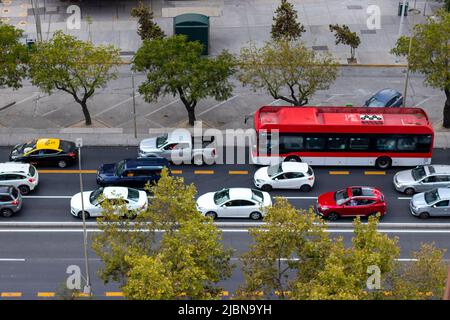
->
[197,95,239,116]
[144,98,180,117]
[0,259,26,262]
[94,94,141,117]
[415,96,439,107]
[398,197,412,200]
[268,99,281,106]
[283,196,318,199]
[22,196,72,199]
[9,92,40,108]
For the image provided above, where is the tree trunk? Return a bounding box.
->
[187,107,196,126]
[443,89,450,129]
[80,100,92,126]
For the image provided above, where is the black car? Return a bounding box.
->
[364,88,403,107]
[97,157,170,188]
[9,138,78,168]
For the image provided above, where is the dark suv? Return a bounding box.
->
[0,185,22,217]
[96,158,170,188]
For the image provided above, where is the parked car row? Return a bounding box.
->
[1,137,449,220]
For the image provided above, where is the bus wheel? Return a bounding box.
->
[375,156,392,169]
[284,156,301,162]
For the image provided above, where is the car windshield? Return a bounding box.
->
[115,160,126,176]
[156,134,168,148]
[412,166,427,181]
[267,163,283,177]
[251,189,264,203]
[127,188,140,202]
[214,189,230,205]
[89,187,104,206]
[334,189,349,205]
[28,165,36,177]
[424,189,440,205]
[15,140,37,154]
[367,97,386,107]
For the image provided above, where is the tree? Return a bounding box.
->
[389,243,448,299]
[329,24,361,62]
[437,0,450,11]
[133,35,236,126]
[93,169,234,299]
[0,21,28,89]
[391,9,450,128]
[131,1,165,41]
[271,0,305,41]
[28,31,121,125]
[238,40,338,106]
[235,198,331,299]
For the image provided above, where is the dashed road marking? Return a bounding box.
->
[105,292,124,297]
[171,170,183,175]
[329,171,350,175]
[364,171,386,175]
[37,292,55,297]
[1,292,22,297]
[194,170,215,175]
[38,170,97,174]
[228,170,249,175]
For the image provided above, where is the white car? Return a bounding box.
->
[70,186,148,219]
[0,162,39,195]
[254,162,315,192]
[196,188,272,220]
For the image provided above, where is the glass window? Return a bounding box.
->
[412,166,427,181]
[422,176,436,183]
[376,137,397,151]
[397,137,417,151]
[239,200,255,206]
[28,165,36,177]
[327,137,347,150]
[349,137,369,150]
[89,187,104,206]
[214,189,230,205]
[251,189,264,203]
[424,189,440,204]
[127,188,140,202]
[279,135,303,153]
[0,195,11,202]
[305,137,325,150]
[435,175,450,182]
[156,134,168,148]
[267,163,283,177]
[435,200,449,207]
[416,135,432,152]
[334,189,349,205]
[285,172,304,179]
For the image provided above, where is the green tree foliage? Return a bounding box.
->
[133,35,236,126]
[271,0,305,41]
[437,0,450,11]
[27,31,121,125]
[130,1,165,41]
[0,21,28,89]
[235,198,331,299]
[329,24,361,61]
[391,9,450,127]
[389,243,448,299]
[239,40,338,105]
[93,169,234,299]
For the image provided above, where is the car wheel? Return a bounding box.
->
[58,160,67,168]
[375,156,392,169]
[327,212,339,221]
[77,211,90,219]
[419,212,430,219]
[192,155,204,166]
[205,211,217,220]
[404,188,415,196]
[261,184,272,192]
[0,208,14,218]
[284,156,301,162]
[18,185,30,195]
[300,184,312,192]
[250,211,262,220]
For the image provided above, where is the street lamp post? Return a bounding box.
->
[132,71,137,139]
[75,138,92,295]
[402,8,420,107]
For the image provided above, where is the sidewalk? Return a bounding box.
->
[0,0,444,64]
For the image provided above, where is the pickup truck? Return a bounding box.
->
[138,131,217,165]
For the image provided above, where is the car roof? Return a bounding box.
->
[437,188,450,199]
[281,162,309,172]
[168,130,191,143]
[428,165,450,175]
[0,162,30,174]
[103,187,129,199]
[375,88,401,100]
[35,138,61,151]
[228,188,254,201]
[125,158,168,169]
[0,185,13,194]
[348,186,380,198]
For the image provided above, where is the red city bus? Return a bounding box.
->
[251,106,434,169]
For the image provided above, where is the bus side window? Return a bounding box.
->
[349,137,369,150]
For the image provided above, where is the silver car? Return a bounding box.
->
[410,188,450,219]
[0,185,22,217]
[393,165,450,195]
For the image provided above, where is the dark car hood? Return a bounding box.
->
[98,163,116,176]
[9,144,25,159]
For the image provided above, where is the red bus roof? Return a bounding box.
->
[255,106,433,134]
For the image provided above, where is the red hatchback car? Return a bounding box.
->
[316,186,387,221]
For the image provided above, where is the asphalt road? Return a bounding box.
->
[0,146,449,223]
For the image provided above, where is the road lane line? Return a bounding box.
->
[1,292,22,297]
[37,292,55,297]
[38,170,97,174]
[194,170,215,175]
[105,292,124,297]
[284,196,318,199]
[144,99,181,117]
[398,197,412,200]
[23,196,72,199]
[228,170,249,175]
[0,258,26,262]
[365,171,386,175]
[329,171,350,175]
[94,94,140,117]
[197,95,239,116]
[171,170,182,174]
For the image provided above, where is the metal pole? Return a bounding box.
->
[397,0,408,39]
[403,11,415,107]
[132,71,137,139]
[78,144,92,295]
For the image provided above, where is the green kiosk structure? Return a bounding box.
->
[174,13,210,55]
